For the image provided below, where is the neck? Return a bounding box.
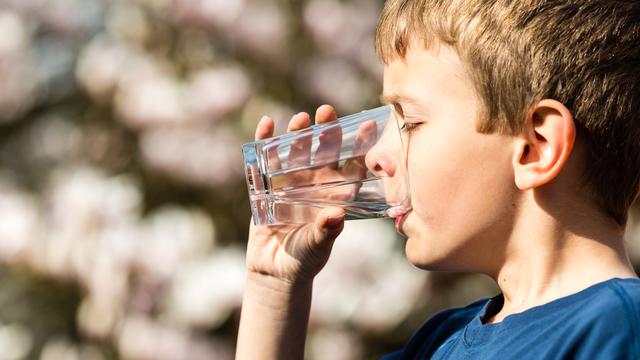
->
[485,193,637,324]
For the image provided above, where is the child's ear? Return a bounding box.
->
[513,99,576,190]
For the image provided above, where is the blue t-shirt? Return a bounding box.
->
[382,277,640,359]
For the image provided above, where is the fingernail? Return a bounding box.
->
[325,213,344,228]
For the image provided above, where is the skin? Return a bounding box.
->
[236,106,346,360]
[380,45,637,322]
[236,45,638,359]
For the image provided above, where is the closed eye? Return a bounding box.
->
[400,122,422,133]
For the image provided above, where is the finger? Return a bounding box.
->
[255,116,281,171]
[255,115,275,141]
[267,145,282,173]
[314,105,340,166]
[353,120,378,156]
[287,112,311,132]
[342,120,377,177]
[249,116,278,196]
[314,104,338,124]
[312,206,345,247]
[314,124,342,167]
[288,113,313,166]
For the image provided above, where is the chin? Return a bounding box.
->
[403,237,465,271]
[404,238,441,270]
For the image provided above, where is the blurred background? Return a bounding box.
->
[0,0,638,359]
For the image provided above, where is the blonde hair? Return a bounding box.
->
[376,0,640,225]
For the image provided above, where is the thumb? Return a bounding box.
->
[312,207,345,247]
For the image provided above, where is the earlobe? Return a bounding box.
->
[513,99,576,190]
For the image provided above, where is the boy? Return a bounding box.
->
[236,0,640,358]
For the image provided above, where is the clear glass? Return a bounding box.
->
[242,105,411,225]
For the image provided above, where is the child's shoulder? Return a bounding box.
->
[583,277,640,312]
[557,277,640,321]
[562,277,640,357]
[605,276,640,295]
[556,278,640,349]
[592,277,640,322]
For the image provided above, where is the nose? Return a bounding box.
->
[365,142,398,177]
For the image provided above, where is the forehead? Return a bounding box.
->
[382,46,473,104]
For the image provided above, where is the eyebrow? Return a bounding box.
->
[379,93,419,105]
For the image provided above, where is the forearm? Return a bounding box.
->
[236,272,313,360]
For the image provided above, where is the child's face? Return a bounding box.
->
[381,46,519,271]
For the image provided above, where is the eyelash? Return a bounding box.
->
[391,104,423,134]
[400,122,421,133]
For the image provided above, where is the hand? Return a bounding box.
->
[246,105,348,285]
[262,108,378,222]
[237,105,377,360]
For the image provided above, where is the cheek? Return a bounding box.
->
[405,129,514,231]
[409,172,463,234]
[405,130,463,228]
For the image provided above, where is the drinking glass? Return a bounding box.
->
[242,105,411,225]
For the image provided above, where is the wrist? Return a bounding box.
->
[237,271,314,360]
[244,271,313,309]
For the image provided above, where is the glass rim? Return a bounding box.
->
[241,104,395,150]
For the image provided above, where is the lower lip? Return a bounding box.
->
[395,213,408,233]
